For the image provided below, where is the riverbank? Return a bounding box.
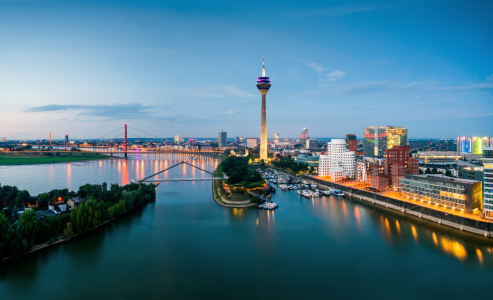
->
[0,183,157,264]
[304,176,493,238]
[212,176,256,208]
[261,165,493,238]
[0,153,109,165]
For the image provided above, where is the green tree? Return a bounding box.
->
[71,199,101,233]
[0,212,10,257]
[15,190,30,208]
[63,222,74,237]
[10,209,38,256]
[36,193,51,208]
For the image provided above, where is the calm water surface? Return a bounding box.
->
[1,153,493,299]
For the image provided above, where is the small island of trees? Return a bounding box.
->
[0,182,156,260]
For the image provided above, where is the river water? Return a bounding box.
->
[1,153,493,299]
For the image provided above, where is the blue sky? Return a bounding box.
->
[1,0,492,140]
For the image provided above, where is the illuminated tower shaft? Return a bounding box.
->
[256,58,271,161]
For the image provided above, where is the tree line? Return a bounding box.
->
[0,182,156,259]
[271,155,310,173]
[218,156,265,190]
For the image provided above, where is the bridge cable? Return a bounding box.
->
[127,126,163,139]
[139,161,217,182]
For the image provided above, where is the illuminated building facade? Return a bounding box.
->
[246,138,258,149]
[400,174,482,213]
[416,151,462,163]
[218,130,227,147]
[306,139,318,150]
[346,134,357,153]
[484,146,493,219]
[300,128,309,146]
[457,137,492,155]
[256,58,271,161]
[318,139,355,180]
[174,135,184,144]
[370,165,389,191]
[383,145,419,190]
[274,133,279,143]
[363,126,407,157]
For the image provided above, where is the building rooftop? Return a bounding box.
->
[405,174,480,184]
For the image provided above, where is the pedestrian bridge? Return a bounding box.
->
[137,161,226,183]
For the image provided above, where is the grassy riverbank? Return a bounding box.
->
[0,153,108,165]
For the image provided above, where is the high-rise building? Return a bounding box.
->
[457,137,492,155]
[484,146,493,219]
[247,138,258,149]
[256,57,271,161]
[300,128,309,146]
[235,136,240,144]
[65,134,69,144]
[346,134,357,153]
[218,130,227,147]
[318,139,355,181]
[363,126,407,157]
[383,145,419,190]
[174,135,184,144]
[274,133,279,143]
[306,139,318,150]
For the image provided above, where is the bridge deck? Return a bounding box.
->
[141,178,225,182]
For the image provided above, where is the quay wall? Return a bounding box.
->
[304,176,493,237]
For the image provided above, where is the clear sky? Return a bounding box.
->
[1,0,492,140]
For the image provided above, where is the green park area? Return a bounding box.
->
[0,153,108,166]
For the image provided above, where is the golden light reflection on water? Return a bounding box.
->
[476,249,483,266]
[232,208,245,219]
[122,160,128,185]
[440,237,467,261]
[341,200,347,220]
[411,226,418,241]
[432,232,438,246]
[67,163,71,189]
[395,220,401,235]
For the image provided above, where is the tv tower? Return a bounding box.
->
[256,57,271,161]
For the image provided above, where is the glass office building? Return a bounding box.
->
[363,126,407,157]
[400,174,483,213]
[457,137,492,155]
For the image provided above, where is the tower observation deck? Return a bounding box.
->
[256,57,271,161]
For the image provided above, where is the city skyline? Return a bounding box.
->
[1,0,492,139]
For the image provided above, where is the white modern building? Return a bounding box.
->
[484,146,493,220]
[174,135,184,144]
[246,138,258,149]
[356,161,368,182]
[318,139,356,181]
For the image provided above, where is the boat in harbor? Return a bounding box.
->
[330,189,345,197]
[257,202,278,210]
[279,184,289,191]
[301,190,312,198]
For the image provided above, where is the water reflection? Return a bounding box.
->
[306,194,493,268]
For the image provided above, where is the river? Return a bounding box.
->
[1,153,493,299]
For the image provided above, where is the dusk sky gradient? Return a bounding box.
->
[1,0,492,140]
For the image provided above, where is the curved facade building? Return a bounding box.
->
[318,139,356,180]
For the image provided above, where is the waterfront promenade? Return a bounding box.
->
[305,175,493,237]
